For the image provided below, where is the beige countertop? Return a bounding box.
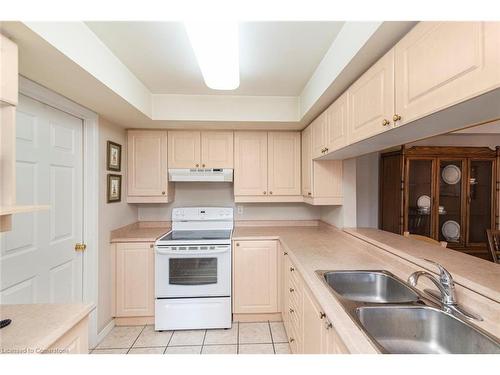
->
[110,222,170,243]
[0,303,93,353]
[232,224,500,353]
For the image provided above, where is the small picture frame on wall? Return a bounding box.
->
[107,141,121,171]
[107,174,122,203]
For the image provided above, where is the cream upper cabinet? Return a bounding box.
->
[394,22,500,126]
[234,131,268,196]
[115,242,155,317]
[0,34,18,106]
[234,131,302,201]
[232,240,279,314]
[311,111,328,159]
[168,131,201,168]
[326,92,348,152]
[267,132,301,196]
[127,130,173,203]
[347,49,395,144]
[301,126,312,197]
[200,131,233,168]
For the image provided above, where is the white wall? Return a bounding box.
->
[356,152,379,228]
[97,117,138,332]
[137,182,321,222]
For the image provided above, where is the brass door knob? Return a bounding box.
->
[393,114,402,122]
[75,243,87,252]
[382,119,390,126]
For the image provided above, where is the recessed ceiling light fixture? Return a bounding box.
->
[184,21,240,90]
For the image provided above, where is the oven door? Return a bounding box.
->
[155,244,231,298]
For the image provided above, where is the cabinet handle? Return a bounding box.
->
[161,191,166,195]
[289,308,295,314]
[263,191,267,195]
[289,337,295,343]
[382,119,391,126]
[290,266,295,272]
[393,114,402,122]
[319,312,326,319]
[289,287,295,293]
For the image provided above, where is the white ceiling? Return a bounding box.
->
[85,21,344,96]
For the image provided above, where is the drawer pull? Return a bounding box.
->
[283,251,288,255]
[319,312,326,319]
[289,287,295,293]
[236,243,240,246]
[289,337,295,343]
[289,308,295,314]
[290,266,295,272]
[382,119,390,126]
[325,320,333,330]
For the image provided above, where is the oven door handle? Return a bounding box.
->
[155,248,230,256]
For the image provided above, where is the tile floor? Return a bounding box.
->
[91,321,291,354]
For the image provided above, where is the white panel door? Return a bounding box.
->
[0,95,83,304]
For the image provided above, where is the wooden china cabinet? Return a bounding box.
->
[379,146,499,260]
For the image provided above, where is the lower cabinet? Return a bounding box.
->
[281,250,349,354]
[232,240,279,314]
[45,316,89,354]
[113,242,155,318]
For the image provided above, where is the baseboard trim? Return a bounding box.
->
[115,316,155,326]
[232,312,283,322]
[94,319,115,348]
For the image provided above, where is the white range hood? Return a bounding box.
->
[168,168,233,182]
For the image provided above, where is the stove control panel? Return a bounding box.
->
[172,207,233,221]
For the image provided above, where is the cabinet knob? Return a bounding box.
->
[290,266,295,272]
[236,243,240,246]
[393,114,402,122]
[289,287,295,293]
[382,119,391,126]
[325,147,329,153]
[308,192,312,196]
[283,251,288,256]
[325,321,333,330]
[289,337,295,343]
[269,191,273,195]
[319,312,326,319]
[289,308,294,314]
[263,191,267,195]
[150,244,154,248]
[202,164,206,167]
[162,191,166,195]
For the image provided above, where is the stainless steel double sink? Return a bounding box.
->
[316,270,500,354]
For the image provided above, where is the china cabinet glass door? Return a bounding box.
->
[438,159,465,245]
[407,159,434,237]
[468,160,494,245]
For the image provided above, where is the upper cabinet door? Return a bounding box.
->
[301,126,312,197]
[326,92,348,152]
[395,22,500,126]
[267,132,301,196]
[311,111,328,159]
[234,131,268,196]
[348,49,395,144]
[200,131,234,168]
[168,131,201,168]
[128,130,168,197]
[0,34,18,106]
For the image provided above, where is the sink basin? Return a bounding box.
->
[356,306,500,354]
[321,271,420,303]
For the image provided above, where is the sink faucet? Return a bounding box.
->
[408,259,483,321]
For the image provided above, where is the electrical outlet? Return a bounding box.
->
[237,205,244,215]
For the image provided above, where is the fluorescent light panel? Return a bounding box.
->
[184,21,240,90]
